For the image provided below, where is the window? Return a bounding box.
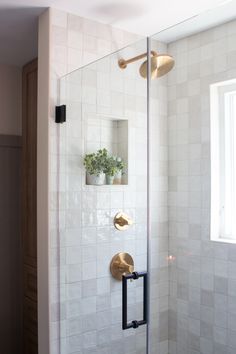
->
[211,79,236,243]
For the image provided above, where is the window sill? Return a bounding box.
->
[211,235,236,244]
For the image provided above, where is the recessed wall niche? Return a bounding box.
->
[84,114,128,185]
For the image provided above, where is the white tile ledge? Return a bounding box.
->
[211,236,236,244]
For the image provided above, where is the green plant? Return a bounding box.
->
[115,157,125,173]
[84,149,125,177]
[83,148,108,176]
[104,155,119,177]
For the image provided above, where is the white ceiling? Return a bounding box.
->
[0,0,235,66]
[153,0,236,42]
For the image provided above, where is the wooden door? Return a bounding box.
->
[0,135,22,354]
[22,58,38,354]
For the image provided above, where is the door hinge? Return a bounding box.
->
[55,105,66,123]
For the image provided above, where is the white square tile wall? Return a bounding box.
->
[48,7,169,354]
[167,19,236,354]
[149,39,169,354]
[48,7,236,354]
[59,43,148,354]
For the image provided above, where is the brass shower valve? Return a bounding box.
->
[110,253,134,280]
[114,212,133,230]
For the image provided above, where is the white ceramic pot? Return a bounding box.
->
[86,173,105,185]
[106,175,114,185]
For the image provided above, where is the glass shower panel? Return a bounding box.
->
[58,38,149,354]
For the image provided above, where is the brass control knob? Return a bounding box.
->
[110,253,134,281]
[114,212,133,231]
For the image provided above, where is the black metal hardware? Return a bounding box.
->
[122,271,148,330]
[55,105,66,123]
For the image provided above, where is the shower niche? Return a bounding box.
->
[84,114,128,185]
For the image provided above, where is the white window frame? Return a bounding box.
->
[210,78,236,243]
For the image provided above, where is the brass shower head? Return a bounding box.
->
[118,50,174,79]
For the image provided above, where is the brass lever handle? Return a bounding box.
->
[110,253,134,281]
[114,259,133,274]
[114,212,133,230]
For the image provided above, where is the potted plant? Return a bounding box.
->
[83,148,108,185]
[104,155,119,185]
[114,157,125,185]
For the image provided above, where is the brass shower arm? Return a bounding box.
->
[118,50,158,69]
[118,50,174,79]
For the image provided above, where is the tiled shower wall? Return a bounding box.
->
[57,40,169,354]
[46,8,236,354]
[150,40,169,354]
[48,8,169,354]
[58,42,148,354]
[48,8,142,353]
[167,19,236,354]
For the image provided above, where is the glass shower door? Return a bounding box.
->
[58,38,149,354]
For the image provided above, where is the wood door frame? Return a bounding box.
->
[37,10,50,354]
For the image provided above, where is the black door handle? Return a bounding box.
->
[122,271,148,330]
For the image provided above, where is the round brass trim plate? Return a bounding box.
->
[110,252,134,281]
[114,212,133,231]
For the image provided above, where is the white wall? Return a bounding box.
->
[149,39,169,354]
[167,19,236,354]
[37,9,50,354]
[38,8,170,354]
[49,10,148,354]
[58,43,148,353]
[37,9,236,354]
[38,8,143,354]
[0,64,22,136]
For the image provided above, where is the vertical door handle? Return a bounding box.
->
[122,271,148,330]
